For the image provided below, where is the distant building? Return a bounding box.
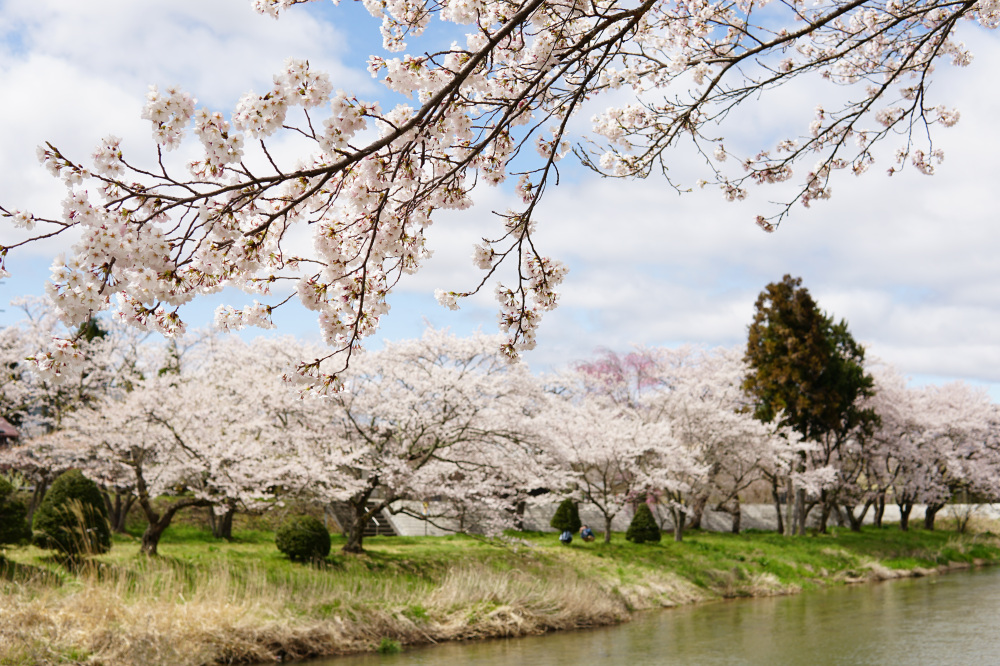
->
[0,417,19,448]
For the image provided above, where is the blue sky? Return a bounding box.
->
[1,0,999,399]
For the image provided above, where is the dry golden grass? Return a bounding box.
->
[0,555,631,665]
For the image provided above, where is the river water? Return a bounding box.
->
[313,567,1000,665]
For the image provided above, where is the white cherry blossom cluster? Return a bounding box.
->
[140,85,196,150]
[7,322,999,547]
[233,59,332,139]
[978,0,1000,28]
[91,136,124,176]
[233,90,288,138]
[213,301,276,331]
[191,108,244,178]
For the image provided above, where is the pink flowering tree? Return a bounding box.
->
[573,348,666,409]
[907,381,1000,530]
[294,328,539,553]
[566,345,802,539]
[0,300,149,523]
[63,335,321,554]
[3,0,995,385]
[536,389,684,543]
[863,363,1000,531]
[648,347,798,538]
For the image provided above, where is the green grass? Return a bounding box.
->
[2,524,999,665]
[11,524,1000,601]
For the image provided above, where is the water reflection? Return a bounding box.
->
[313,568,1000,666]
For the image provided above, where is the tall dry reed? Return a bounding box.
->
[0,554,636,665]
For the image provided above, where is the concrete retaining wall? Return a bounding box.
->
[383,501,1000,537]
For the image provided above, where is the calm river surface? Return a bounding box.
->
[314,567,1000,665]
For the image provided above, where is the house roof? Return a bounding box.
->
[0,417,19,439]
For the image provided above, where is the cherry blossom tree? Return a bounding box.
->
[2,0,995,385]
[649,346,795,537]
[291,328,539,553]
[0,298,145,438]
[566,345,802,539]
[860,363,1000,531]
[574,348,665,409]
[63,336,315,554]
[0,301,148,522]
[536,390,683,542]
[907,381,1000,530]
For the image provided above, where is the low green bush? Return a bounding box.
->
[550,498,582,533]
[32,470,111,556]
[625,503,661,544]
[0,477,31,548]
[275,515,331,562]
[377,637,402,654]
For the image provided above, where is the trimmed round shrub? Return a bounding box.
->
[276,515,331,562]
[550,498,582,534]
[32,470,111,556]
[626,503,662,544]
[0,478,31,548]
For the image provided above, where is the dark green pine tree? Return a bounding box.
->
[743,275,877,535]
[550,498,582,533]
[626,503,661,544]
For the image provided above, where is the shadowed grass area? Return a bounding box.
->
[1,525,998,665]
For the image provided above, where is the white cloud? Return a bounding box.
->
[0,5,998,399]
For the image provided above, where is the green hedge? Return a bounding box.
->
[32,470,111,556]
[0,478,30,547]
[276,515,331,562]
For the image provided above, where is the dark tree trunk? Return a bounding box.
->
[771,481,784,535]
[209,504,236,540]
[27,479,49,526]
[603,514,613,544]
[134,464,211,555]
[102,490,134,534]
[343,502,368,554]
[784,478,795,536]
[343,525,364,553]
[671,507,685,542]
[342,496,390,554]
[842,500,873,532]
[139,497,211,556]
[819,490,831,534]
[833,504,846,527]
[730,498,742,534]
[141,520,170,555]
[873,494,885,529]
[513,500,526,531]
[924,503,944,530]
[794,488,807,536]
[687,494,709,530]
[899,502,913,531]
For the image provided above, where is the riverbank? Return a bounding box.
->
[2,527,999,665]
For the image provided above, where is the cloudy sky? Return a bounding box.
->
[1,0,998,398]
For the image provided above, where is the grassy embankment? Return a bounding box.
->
[2,523,999,666]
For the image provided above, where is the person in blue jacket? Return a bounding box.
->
[580,525,595,542]
[559,530,573,545]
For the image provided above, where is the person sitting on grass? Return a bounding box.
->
[559,530,573,545]
[580,525,595,542]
